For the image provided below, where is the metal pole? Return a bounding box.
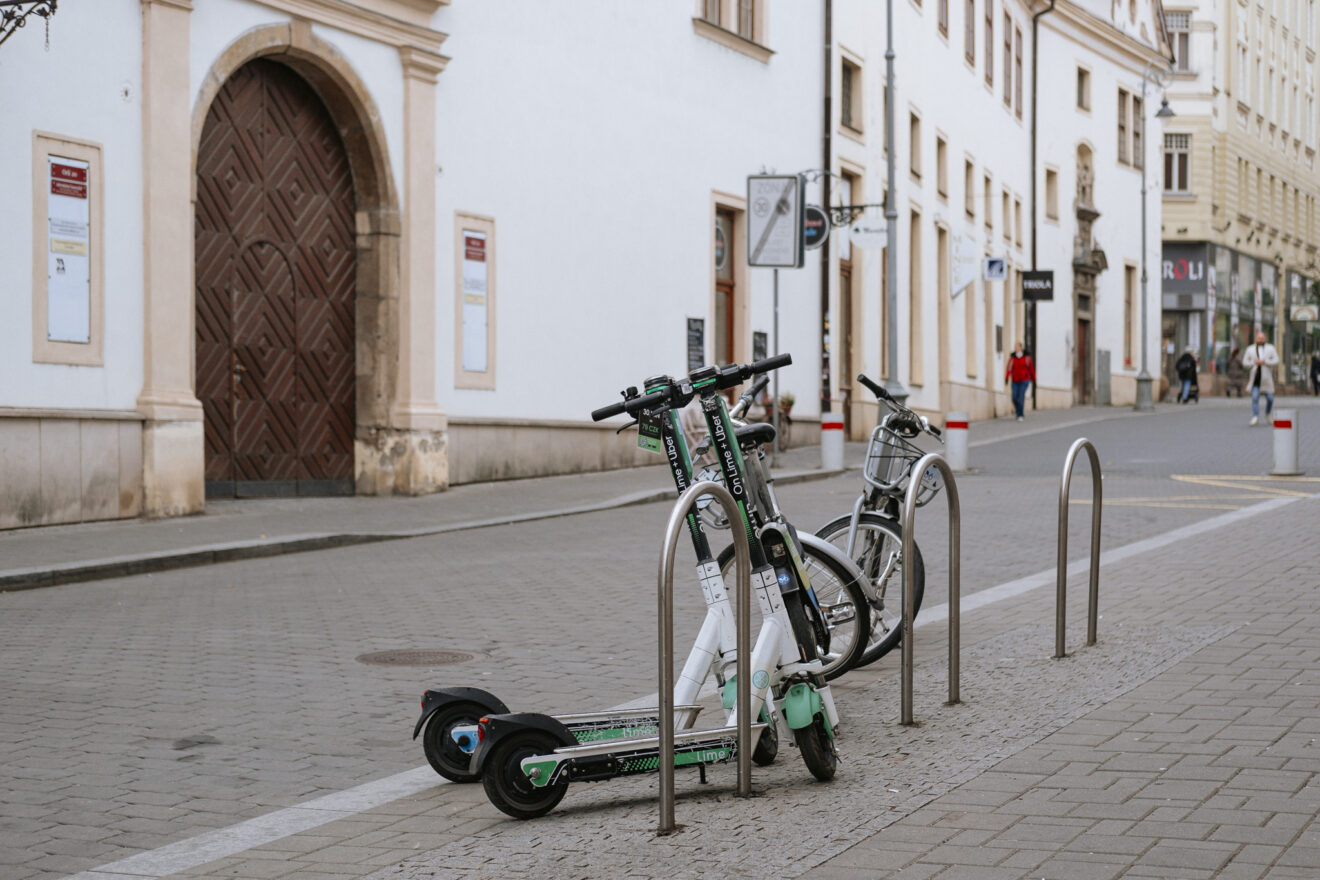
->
[883,0,906,406]
[1134,65,1161,412]
[773,268,780,466]
[900,453,960,724]
[657,480,751,834]
[1055,438,1103,658]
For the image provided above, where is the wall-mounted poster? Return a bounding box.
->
[461,230,488,372]
[47,156,91,343]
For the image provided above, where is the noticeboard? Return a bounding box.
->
[687,317,705,372]
[1022,270,1054,301]
[747,175,803,268]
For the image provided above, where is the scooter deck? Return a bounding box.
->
[522,722,768,787]
[451,705,703,754]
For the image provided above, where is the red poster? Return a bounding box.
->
[464,236,486,262]
[51,179,88,199]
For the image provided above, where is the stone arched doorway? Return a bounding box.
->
[195,59,357,496]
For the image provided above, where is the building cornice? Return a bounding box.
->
[1046,1,1171,73]
[254,0,447,55]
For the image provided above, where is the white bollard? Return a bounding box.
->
[945,412,970,472]
[1271,408,1302,475]
[821,413,845,471]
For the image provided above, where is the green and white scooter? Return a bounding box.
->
[464,355,844,819]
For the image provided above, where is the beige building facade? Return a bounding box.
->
[1161,0,1320,391]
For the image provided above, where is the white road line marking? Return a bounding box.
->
[65,493,1308,880]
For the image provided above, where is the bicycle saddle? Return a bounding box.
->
[734,422,777,449]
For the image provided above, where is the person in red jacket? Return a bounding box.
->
[1004,341,1035,421]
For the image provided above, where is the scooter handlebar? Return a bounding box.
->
[591,387,669,422]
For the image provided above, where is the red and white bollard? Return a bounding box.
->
[821,413,845,471]
[945,411,969,472]
[1271,408,1302,476]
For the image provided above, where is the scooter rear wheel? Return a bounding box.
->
[793,716,837,781]
[482,730,568,819]
[422,701,487,783]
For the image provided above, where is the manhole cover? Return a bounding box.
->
[355,649,481,667]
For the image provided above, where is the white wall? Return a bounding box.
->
[0,0,143,410]
[430,0,825,422]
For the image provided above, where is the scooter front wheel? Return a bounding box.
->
[422,701,487,783]
[793,716,837,782]
[482,731,568,819]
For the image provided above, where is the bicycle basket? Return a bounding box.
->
[862,424,942,506]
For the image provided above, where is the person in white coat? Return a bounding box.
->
[1241,330,1280,426]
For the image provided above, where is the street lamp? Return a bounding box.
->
[1134,60,1175,412]
[882,0,907,406]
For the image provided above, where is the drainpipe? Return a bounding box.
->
[1029,0,1057,411]
[821,0,833,415]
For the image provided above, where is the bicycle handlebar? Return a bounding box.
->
[594,354,792,421]
[856,373,943,439]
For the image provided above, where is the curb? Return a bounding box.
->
[0,467,843,593]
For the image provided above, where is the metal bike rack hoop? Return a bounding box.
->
[1055,438,1103,659]
[899,452,961,726]
[656,479,752,835]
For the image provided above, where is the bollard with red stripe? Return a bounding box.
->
[821,412,845,471]
[1270,408,1302,475]
[945,411,969,472]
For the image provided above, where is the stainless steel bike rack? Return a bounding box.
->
[657,479,752,835]
[900,452,961,726]
[1055,438,1102,659]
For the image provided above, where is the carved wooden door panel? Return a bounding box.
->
[196,59,356,497]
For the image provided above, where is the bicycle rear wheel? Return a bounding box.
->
[716,541,870,680]
[814,512,925,668]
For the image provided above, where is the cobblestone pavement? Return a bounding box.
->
[1,400,1318,879]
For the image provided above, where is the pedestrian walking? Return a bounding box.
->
[1310,351,1320,396]
[1004,341,1035,421]
[1241,330,1280,426]
[1175,347,1199,403]
[1225,347,1246,397]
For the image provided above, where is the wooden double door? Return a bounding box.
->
[195,60,356,497]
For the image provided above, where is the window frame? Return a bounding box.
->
[32,130,105,367]
[1002,12,1013,106]
[1076,65,1091,111]
[985,0,994,87]
[1163,132,1191,193]
[965,0,975,63]
[1117,87,1131,165]
[1166,11,1192,71]
[454,212,498,390]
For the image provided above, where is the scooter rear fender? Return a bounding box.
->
[469,713,577,776]
[412,686,510,740]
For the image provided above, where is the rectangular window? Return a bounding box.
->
[1238,43,1249,101]
[965,0,975,62]
[32,132,104,366]
[1077,66,1091,110]
[1002,189,1011,241]
[737,0,755,40]
[1132,95,1143,169]
[455,212,497,388]
[841,58,862,132]
[936,136,948,198]
[1013,196,1022,247]
[1124,264,1136,365]
[1014,26,1023,117]
[939,0,949,36]
[1163,132,1190,192]
[985,0,994,86]
[700,0,719,24]
[1117,88,1130,164]
[965,159,976,219]
[984,172,993,230]
[1167,12,1191,71]
[910,113,922,178]
[1003,13,1013,105]
[1045,167,1059,220]
[909,210,924,384]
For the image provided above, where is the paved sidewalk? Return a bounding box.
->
[0,403,1125,591]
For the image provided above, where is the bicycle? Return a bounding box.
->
[813,374,943,668]
[688,374,872,680]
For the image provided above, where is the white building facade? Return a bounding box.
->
[0,0,1167,528]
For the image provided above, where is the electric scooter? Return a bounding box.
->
[465,356,843,819]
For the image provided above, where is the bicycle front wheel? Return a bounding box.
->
[815,512,925,668]
[716,541,870,681]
